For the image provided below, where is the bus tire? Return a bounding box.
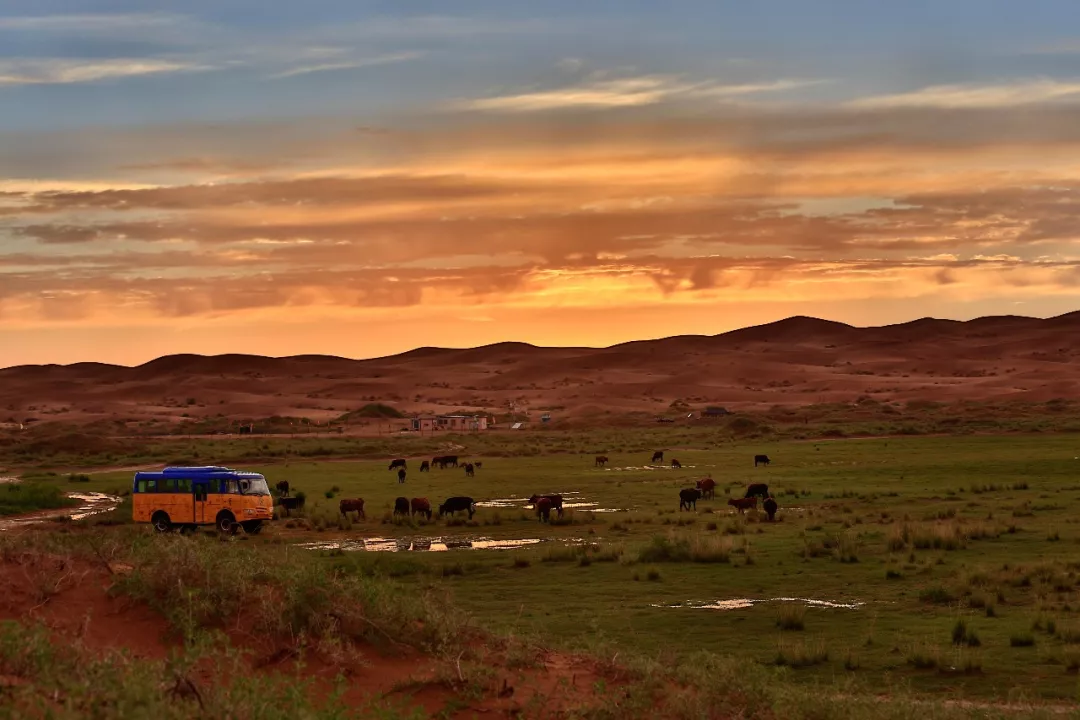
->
[216,512,237,535]
[241,520,263,535]
[151,511,172,533]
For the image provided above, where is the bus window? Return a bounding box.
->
[146,479,157,493]
[225,479,240,494]
[175,478,192,493]
[137,479,149,493]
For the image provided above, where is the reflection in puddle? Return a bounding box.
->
[0,491,122,530]
[476,491,626,513]
[298,536,568,553]
[654,597,864,611]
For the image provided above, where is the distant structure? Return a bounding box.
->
[541,413,551,424]
[702,407,731,417]
[411,414,489,432]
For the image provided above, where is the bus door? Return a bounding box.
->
[193,481,210,523]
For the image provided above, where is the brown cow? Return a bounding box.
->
[671,459,682,469]
[763,496,778,522]
[393,496,410,516]
[339,498,365,520]
[651,451,664,464]
[595,455,609,467]
[536,496,553,522]
[411,497,432,521]
[419,461,430,472]
[728,497,757,513]
[696,477,716,500]
[528,493,564,517]
[397,468,407,484]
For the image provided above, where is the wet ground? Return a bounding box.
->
[0,491,122,531]
[475,490,627,513]
[297,536,582,552]
[652,597,865,610]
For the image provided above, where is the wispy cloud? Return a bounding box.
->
[0,13,189,32]
[455,74,827,112]
[0,58,207,86]
[269,51,423,79]
[848,78,1080,109]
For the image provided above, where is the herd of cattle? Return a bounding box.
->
[271,451,779,525]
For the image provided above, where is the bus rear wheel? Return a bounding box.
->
[216,512,237,535]
[241,520,263,535]
[151,512,172,533]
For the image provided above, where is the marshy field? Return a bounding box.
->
[4,428,1080,717]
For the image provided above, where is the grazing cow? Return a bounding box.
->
[595,455,609,467]
[389,458,407,471]
[434,455,459,468]
[528,493,564,518]
[420,461,430,472]
[745,483,769,499]
[679,488,702,511]
[763,497,778,522]
[438,496,476,519]
[536,497,553,523]
[671,459,682,469]
[463,463,475,478]
[411,497,432,521]
[754,454,771,467]
[728,497,757,513]
[475,461,483,469]
[397,468,407,484]
[696,477,716,500]
[651,451,664,464]
[431,456,444,469]
[339,498,365,520]
[393,496,410,516]
[275,480,290,497]
[278,495,305,516]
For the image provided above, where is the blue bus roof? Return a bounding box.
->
[134,466,265,481]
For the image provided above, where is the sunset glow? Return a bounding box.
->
[5,2,1080,366]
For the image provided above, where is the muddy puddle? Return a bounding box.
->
[604,465,700,471]
[0,491,122,530]
[653,597,864,611]
[297,536,581,553]
[475,491,627,513]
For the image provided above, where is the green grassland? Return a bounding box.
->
[59,432,1080,705]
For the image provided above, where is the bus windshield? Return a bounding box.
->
[239,477,271,496]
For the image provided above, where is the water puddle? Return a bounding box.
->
[0,477,19,485]
[297,536,576,553]
[0,491,122,530]
[475,492,626,513]
[605,465,698,471]
[653,597,864,611]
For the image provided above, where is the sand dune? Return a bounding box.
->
[2,313,1079,427]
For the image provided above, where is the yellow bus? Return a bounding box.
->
[133,466,274,534]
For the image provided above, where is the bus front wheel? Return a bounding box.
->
[216,512,237,535]
[151,512,172,533]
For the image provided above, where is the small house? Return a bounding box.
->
[702,407,731,417]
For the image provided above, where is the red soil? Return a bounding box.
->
[2,312,1079,428]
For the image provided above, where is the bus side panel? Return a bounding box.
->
[132,493,196,524]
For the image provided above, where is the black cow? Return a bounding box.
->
[595,455,609,467]
[278,495,305,516]
[754,454,771,467]
[463,463,475,477]
[474,461,482,469]
[745,483,769,499]
[275,480,290,497]
[432,455,459,468]
[420,461,430,472]
[679,488,702,511]
[763,497,778,522]
[528,493,564,518]
[651,451,664,464]
[389,458,407,471]
[439,496,476,519]
[397,468,406,484]
[393,496,410,516]
[671,459,682,469]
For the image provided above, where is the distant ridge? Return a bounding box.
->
[2,310,1078,424]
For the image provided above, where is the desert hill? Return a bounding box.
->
[2,312,1080,428]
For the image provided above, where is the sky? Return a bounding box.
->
[5,1,1080,366]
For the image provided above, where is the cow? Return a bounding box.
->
[679,488,702,511]
[696,477,716,500]
[651,451,664,464]
[763,497,778,522]
[671,459,682,469]
[754,454,771,467]
[595,455,609,467]
[528,493,564,518]
[463,463,475,478]
[745,483,769,499]
[393,496,410,517]
[275,480,290,497]
[433,455,459,468]
[438,496,476,519]
[339,498,365,520]
[536,497,553,523]
[278,495,305,516]
[420,461,430,472]
[411,497,432,521]
[728,497,757,513]
[389,458,407,471]
[397,468,407,484]
[474,461,482,469]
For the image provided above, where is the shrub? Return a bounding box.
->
[775,604,806,631]
[1010,633,1036,648]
